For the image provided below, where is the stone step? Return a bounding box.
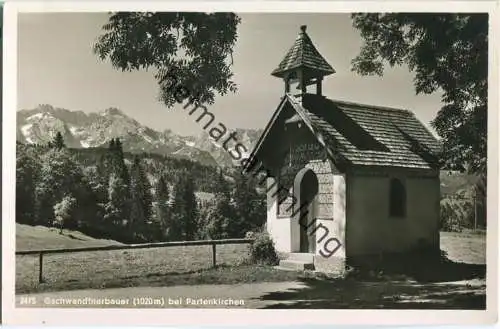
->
[287,252,315,263]
[279,259,315,271]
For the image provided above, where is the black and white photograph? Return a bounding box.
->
[2,1,498,326]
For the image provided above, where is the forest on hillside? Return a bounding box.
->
[16,133,266,243]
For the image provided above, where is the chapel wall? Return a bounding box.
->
[345,169,440,257]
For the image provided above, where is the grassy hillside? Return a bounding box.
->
[16,223,122,251]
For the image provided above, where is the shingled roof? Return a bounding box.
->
[271,25,335,78]
[246,25,441,172]
[247,94,442,171]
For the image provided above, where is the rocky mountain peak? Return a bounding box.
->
[16,105,262,167]
[101,107,125,117]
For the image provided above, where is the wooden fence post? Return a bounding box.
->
[212,243,216,267]
[474,190,478,230]
[39,252,44,283]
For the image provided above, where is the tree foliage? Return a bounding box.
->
[16,145,39,224]
[53,195,77,234]
[129,156,153,241]
[249,231,279,266]
[53,131,65,149]
[154,174,170,241]
[94,12,241,107]
[232,172,266,235]
[35,148,84,225]
[170,172,198,241]
[205,171,233,239]
[203,170,266,239]
[351,13,488,174]
[104,173,129,231]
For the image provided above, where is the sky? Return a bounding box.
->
[18,12,443,137]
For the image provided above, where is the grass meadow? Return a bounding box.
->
[16,224,302,293]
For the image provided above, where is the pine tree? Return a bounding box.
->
[108,138,116,151]
[102,138,131,236]
[129,156,153,241]
[104,173,130,238]
[215,169,231,198]
[169,176,186,241]
[170,173,198,241]
[53,131,65,149]
[115,138,123,156]
[129,157,146,232]
[114,138,130,185]
[195,199,207,240]
[100,139,116,183]
[182,173,198,240]
[232,172,266,236]
[16,146,39,224]
[155,174,170,240]
[105,138,129,184]
[206,170,234,239]
[79,166,106,235]
[129,195,146,241]
[96,154,110,197]
[205,201,231,239]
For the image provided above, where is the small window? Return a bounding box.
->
[389,178,406,218]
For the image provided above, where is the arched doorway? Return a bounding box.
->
[293,168,319,253]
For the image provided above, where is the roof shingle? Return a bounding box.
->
[271,25,335,78]
[287,94,442,170]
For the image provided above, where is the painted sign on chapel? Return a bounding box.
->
[277,140,333,218]
[289,143,324,165]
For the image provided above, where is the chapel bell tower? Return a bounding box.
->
[271,25,335,97]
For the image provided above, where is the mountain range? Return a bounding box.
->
[16,104,263,168]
